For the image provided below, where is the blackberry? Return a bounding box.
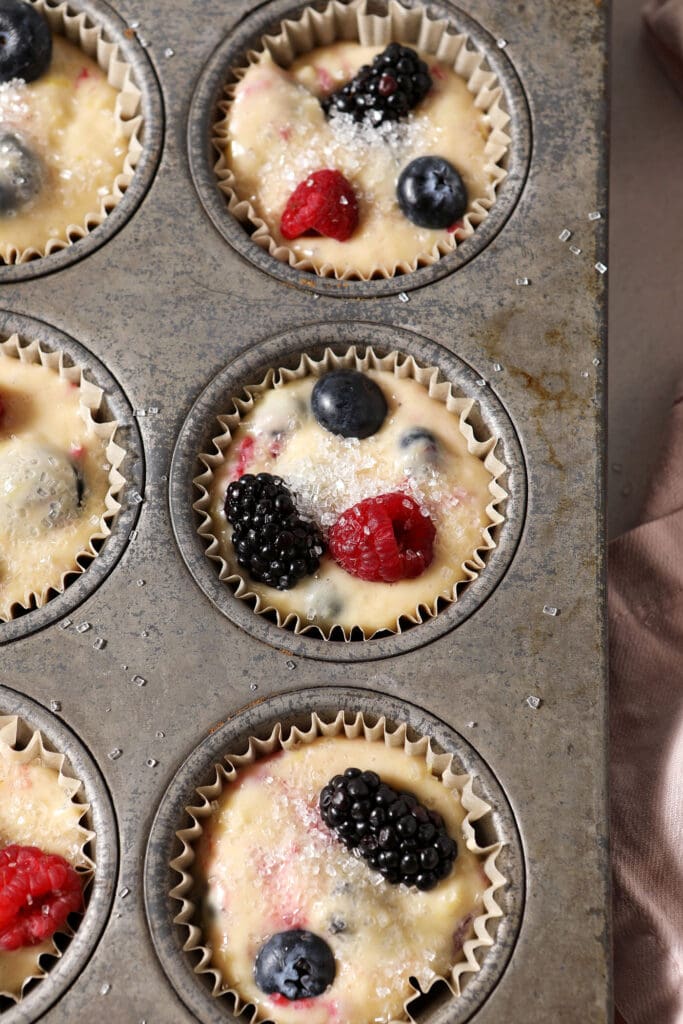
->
[322,43,432,126]
[225,472,324,590]
[319,768,457,890]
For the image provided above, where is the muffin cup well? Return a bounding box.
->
[0,334,126,621]
[212,0,511,280]
[0,0,144,265]
[0,714,95,1003]
[170,709,506,1021]
[193,345,507,640]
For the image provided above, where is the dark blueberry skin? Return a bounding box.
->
[311,370,387,439]
[399,427,438,451]
[254,929,336,1000]
[0,0,51,84]
[397,156,467,230]
[0,130,42,213]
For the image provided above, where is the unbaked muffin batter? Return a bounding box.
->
[0,355,113,620]
[224,43,496,276]
[207,369,497,634]
[0,35,129,260]
[197,736,488,1024]
[0,728,90,997]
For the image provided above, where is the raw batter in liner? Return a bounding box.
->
[0,34,129,261]
[0,719,91,999]
[0,354,113,620]
[197,736,490,1024]
[207,369,497,634]
[225,43,496,277]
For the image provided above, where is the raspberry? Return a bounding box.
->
[280,170,358,242]
[329,492,435,583]
[0,844,84,951]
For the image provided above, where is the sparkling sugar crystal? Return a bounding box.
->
[595,262,607,274]
[75,621,91,633]
[49,700,62,712]
[588,211,602,221]
[542,605,560,617]
[569,245,582,256]
[132,674,147,687]
[146,758,158,768]
[398,292,410,303]
[59,618,72,630]
[108,749,122,761]
[558,229,572,242]
[93,637,107,651]
[515,276,530,286]
[526,694,542,710]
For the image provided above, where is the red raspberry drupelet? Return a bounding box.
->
[280,169,359,242]
[0,844,84,951]
[329,492,436,583]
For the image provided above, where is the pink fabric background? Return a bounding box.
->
[610,387,683,1023]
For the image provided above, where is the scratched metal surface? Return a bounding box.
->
[0,0,608,1020]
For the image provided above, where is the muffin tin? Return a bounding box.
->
[0,0,609,1020]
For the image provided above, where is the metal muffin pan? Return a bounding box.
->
[0,0,164,283]
[0,0,608,1019]
[170,320,526,660]
[144,688,525,1024]
[188,0,532,298]
[0,686,117,1024]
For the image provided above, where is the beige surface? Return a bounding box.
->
[608,0,683,539]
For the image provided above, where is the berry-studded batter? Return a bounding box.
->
[203,361,503,636]
[0,347,118,620]
[0,717,90,999]
[195,735,492,1024]
[0,0,132,262]
[221,39,501,278]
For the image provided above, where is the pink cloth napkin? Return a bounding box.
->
[610,387,683,1023]
[644,0,683,96]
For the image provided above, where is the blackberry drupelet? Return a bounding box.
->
[225,472,324,590]
[319,767,458,890]
[322,43,432,126]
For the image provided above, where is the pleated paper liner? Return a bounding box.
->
[212,0,510,280]
[0,0,144,265]
[0,714,94,1003]
[171,710,506,1023]
[193,345,507,640]
[0,334,126,621]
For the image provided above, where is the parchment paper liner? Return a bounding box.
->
[171,710,506,1021]
[213,0,511,280]
[193,345,507,640]
[1,0,144,265]
[0,714,95,1003]
[0,334,126,621]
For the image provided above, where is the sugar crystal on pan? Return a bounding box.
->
[93,637,107,650]
[76,621,91,633]
[595,262,607,274]
[558,229,572,242]
[100,983,111,996]
[526,694,542,710]
[515,276,530,286]
[50,700,62,712]
[119,887,130,899]
[132,674,146,687]
[588,211,602,221]
[542,605,560,616]
[108,748,122,760]
[59,618,72,630]
[398,292,410,303]
[569,245,582,256]
[496,38,508,48]
[146,758,158,768]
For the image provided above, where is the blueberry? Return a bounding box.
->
[399,427,437,450]
[397,156,468,230]
[311,370,387,439]
[0,130,42,213]
[254,929,336,1000]
[0,0,51,84]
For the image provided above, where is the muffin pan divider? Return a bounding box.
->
[0,0,608,1020]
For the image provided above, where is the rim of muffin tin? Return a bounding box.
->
[187,0,532,298]
[0,0,164,283]
[169,321,527,662]
[144,687,525,1024]
[0,685,118,1023]
[0,310,145,645]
